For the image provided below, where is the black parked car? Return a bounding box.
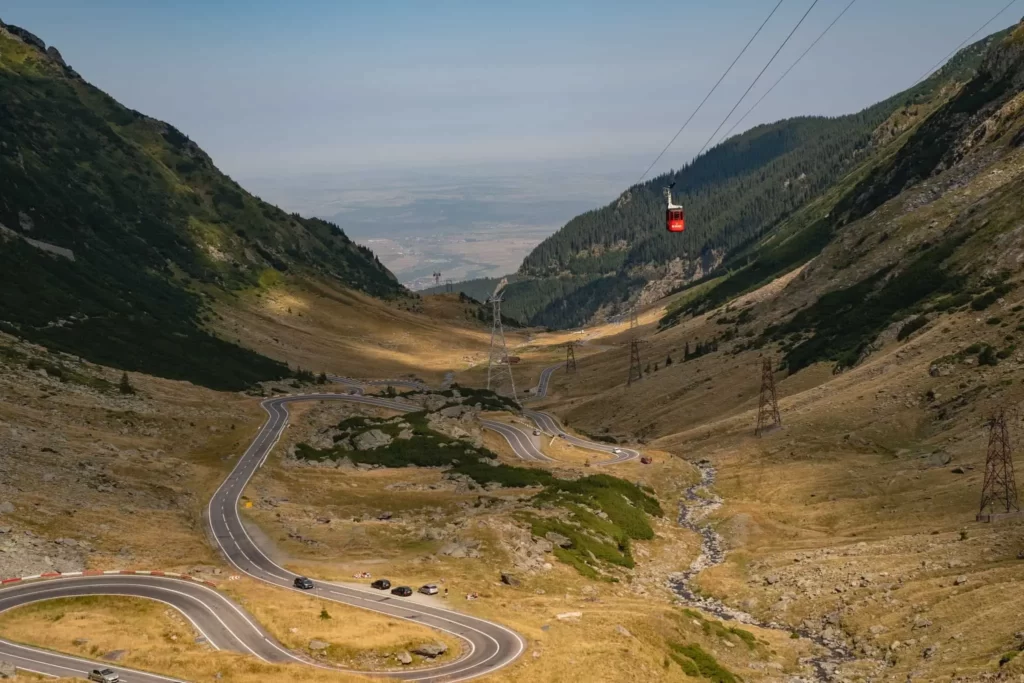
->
[391,586,413,597]
[293,576,314,590]
[371,579,391,590]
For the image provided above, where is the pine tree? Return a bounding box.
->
[119,372,135,395]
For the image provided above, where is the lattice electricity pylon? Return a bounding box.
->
[486,278,518,402]
[565,343,577,374]
[754,357,782,436]
[627,339,644,386]
[979,409,1019,518]
[445,279,454,293]
[629,305,640,329]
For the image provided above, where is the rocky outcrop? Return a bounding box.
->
[4,24,45,51]
[353,429,392,450]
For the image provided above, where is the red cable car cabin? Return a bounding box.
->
[665,187,685,232]
[666,207,685,232]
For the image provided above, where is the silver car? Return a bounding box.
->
[88,669,120,683]
[419,583,439,595]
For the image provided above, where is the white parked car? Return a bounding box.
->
[419,583,439,595]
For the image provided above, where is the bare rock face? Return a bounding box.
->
[5,24,45,51]
[544,531,573,548]
[45,46,66,68]
[353,429,392,450]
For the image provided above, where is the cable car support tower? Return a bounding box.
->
[486,278,518,402]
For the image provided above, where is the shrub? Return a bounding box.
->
[669,643,737,683]
[118,372,135,395]
[897,316,928,341]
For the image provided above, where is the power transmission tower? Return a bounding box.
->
[978,409,1020,521]
[627,339,643,386]
[565,343,577,373]
[755,358,782,436]
[445,278,454,293]
[486,278,518,402]
[433,272,442,286]
[629,305,639,329]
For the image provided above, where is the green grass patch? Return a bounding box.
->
[668,643,738,683]
[296,418,661,578]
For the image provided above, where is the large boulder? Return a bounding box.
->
[423,395,448,411]
[500,571,520,586]
[439,405,467,418]
[411,642,448,658]
[0,661,16,678]
[353,429,393,450]
[396,651,412,665]
[309,639,329,651]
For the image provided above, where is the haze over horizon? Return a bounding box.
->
[6,0,1019,283]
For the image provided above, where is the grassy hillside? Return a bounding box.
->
[0,20,402,390]
[510,27,1024,682]
[499,30,1009,330]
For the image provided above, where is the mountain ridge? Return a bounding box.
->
[0,19,403,390]
[441,27,1014,330]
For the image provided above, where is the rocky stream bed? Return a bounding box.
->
[667,459,870,683]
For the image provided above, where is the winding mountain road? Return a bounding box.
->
[0,392,524,682]
[0,368,634,681]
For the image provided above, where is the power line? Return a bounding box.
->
[913,0,1019,86]
[694,0,824,161]
[716,0,859,145]
[634,0,787,186]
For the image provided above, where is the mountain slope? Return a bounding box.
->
[498,29,1010,330]
[0,20,402,390]
[518,24,1024,680]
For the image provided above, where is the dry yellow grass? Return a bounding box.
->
[0,595,368,682]
[219,577,462,670]
[208,283,524,384]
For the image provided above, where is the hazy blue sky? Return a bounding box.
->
[4,1,1019,183]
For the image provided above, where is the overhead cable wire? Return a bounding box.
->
[912,0,1019,86]
[716,0,859,145]
[693,0,824,160]
[633,0,787,186]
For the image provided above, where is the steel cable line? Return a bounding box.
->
[634,0,787,186]
[716,0,859,145]
[912,0,1019,87]
[693,0,823,161]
